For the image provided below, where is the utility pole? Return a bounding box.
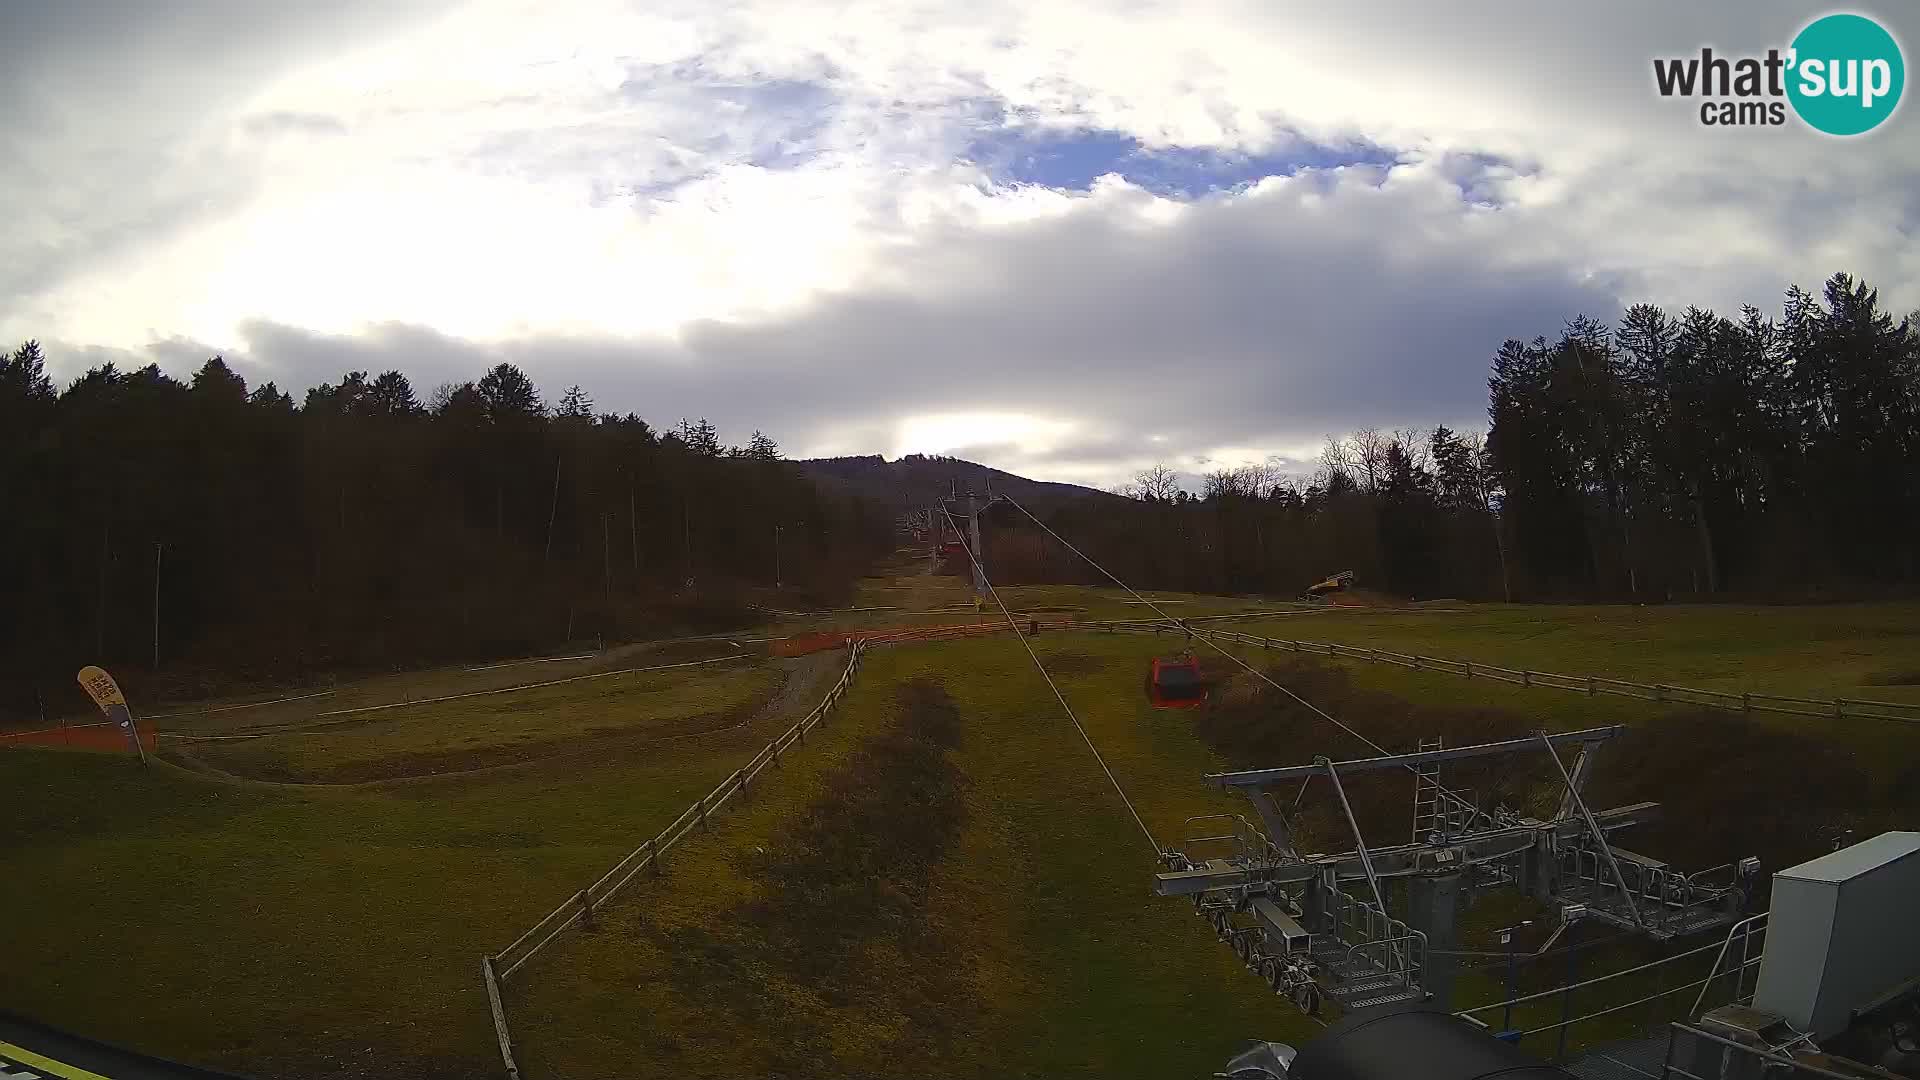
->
[543,457,562,564]
[773,524,783,589]
[941,483,987,595]
[966,490,984,594]
[96,522,109,657]
[152,541,163,670]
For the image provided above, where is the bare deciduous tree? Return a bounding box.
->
[1352,428,1388,493]
[1134,462,1182,501]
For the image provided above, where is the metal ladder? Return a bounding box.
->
[1412,736,1445,842]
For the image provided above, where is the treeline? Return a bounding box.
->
[0,351,889,718]
[996,272,1919,602]
[987,426,1506,599]
[1492,272,1917,597]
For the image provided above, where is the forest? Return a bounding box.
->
[997,272,1920,603]
[0,354,890,719]
[6,270,1913,718]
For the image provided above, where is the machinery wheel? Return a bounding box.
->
[1292,982,1322,1016]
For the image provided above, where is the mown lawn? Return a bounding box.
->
[1216,602,1920,784]
[178,660,778,783]
[141,639,754,737]
[0,655,833,1080]
[8,596,1920,1078]
[512,633,1324,1079]
[1236,602,1920,703]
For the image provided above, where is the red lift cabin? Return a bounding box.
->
[1146,654,1208,709]
[937,541,969,574]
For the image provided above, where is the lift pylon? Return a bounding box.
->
[1157,726,1761,1015]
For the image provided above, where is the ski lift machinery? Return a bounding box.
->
[1155,725,1762,1017]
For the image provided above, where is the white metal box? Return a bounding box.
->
[1752,831,1920,1039]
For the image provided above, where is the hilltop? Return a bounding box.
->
[797,453,1119,513]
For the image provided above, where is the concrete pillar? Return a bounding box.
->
[1409,871,1465,1008]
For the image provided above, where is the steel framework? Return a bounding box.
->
[1155,727,1762,1014]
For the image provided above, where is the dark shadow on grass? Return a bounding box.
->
[665,678,976,1079]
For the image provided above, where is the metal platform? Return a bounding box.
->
[1563,1032,1672,1080]
[1156,729,1762,1016]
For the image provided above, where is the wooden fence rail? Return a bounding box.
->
[480,640,870,1078]
[1090,621,1920,727]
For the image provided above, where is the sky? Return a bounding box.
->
[4,1,1917,490]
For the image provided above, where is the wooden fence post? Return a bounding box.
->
[1587,676,1596,697]
[697,793,709,830]
[1523,670,1533,688]
[1741,693,1751,714]
[483,956,523,1080]
[647,837,662,876]
[1465,661,1474,680]
[578,889,596,931]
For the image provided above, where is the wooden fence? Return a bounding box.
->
[480,640,871,1079]
[1092,621,1920,727]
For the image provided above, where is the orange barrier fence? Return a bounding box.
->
[0,719,157,754]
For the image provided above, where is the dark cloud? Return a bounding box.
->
[48,167,1614,483]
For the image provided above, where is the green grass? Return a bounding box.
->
[1213,603,1920,788]
[0,656,839,1080]
[511,632,1321,1079]
[9,590,1920,1077]
[1238,602,1920,703]
[140,639,752,737]
[179,662,779,783]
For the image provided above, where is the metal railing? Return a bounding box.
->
[1325,888,1426,988]
[480,640,870,1079]
[1090,622,1920,727]
[1457,913,1768,1061]
[1659,1022,1858,1080]
[1558,845,1739,915]
[1179,813,1288,869]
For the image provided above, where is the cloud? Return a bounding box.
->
[241,111,351,138]
[68,163,1615,487]
[6,0,1919,488]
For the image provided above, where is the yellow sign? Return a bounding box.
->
[0,1038,114,1079]
[76,665,127,710]
[75,665,145,763]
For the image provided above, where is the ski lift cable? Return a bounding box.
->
[939,508,1161,857]
[1001,495,1483,816]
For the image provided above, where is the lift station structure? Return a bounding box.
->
[1155,725,1762,1014]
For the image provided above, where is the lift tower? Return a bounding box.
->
[1155,727,1761,1014]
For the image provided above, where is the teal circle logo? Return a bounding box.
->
[1787,13,1904,135]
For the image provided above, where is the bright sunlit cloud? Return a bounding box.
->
[892,412,1081,459]
[2,0,1915,488]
